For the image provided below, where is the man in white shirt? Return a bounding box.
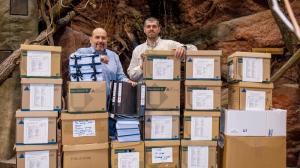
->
[127,17,188,82]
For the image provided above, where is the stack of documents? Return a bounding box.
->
[69,53,104,82]
[116,119,141,142]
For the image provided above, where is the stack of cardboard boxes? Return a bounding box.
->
[221,51,286,168]
[16,44,62,168]
[182,50,222,168]
[143,50,181,168]
[61,81,109,168]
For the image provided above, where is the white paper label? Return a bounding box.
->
[112,82,117,103]
[118,83,122,103]
[140,85,146,106]
[242,58,263,82]
[152,147,173,163]
[153,59,174,79]
[193,58,214,79]
[192,90,214,110]
[188,146,209,168]
[27,51,52,77]
[29,84,54,110]
[24,118,48,144]
[151,116,172,139]
[228,63,234,79]
[118,152,139,168]
[191,117,212,140]
[25,150,49,168]
[73,120,96,137]
[245,90,266,111]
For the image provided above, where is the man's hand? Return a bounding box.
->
[139,55,144,70]
[174,46,186,59]
[127,80,137,86]
[100,55,109,64]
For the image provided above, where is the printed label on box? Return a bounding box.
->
[73,120,96,137]
[118,152,139,168]
[153,59,174,79]
[29,84,54,110]
[24,118,48,144]
[27,50,51,77]
[242,58,263,82]
[25,150,49,168]
[188,146,209,168]
[192,90,214,110]
[245,90,266,110]
[152,147,173,163]
[151,116,172,139]
[193,58,214,79]
[191,117,212,140]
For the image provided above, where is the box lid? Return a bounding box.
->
[16,110,58,118]
[228,51,271,59]
[185,80,222,86]
[68,81,106,87]
[16,144,58,152]
[230,82,273,89]
[21,44,62,52]
[63,143,109,152]
[181,140,217,147]
[145,111,180,116]
[111,141,144,148]
[143,50,175,57]
[145,140,180,147]
[184,111,221,117]
[21,78,63,84]
[61,112,108,120]
[186,50,222,56]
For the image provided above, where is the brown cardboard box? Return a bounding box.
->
[63,143,109,168]
[228,82,273,110]
[181,140,217,168]
[111,141,144,168]
[222,136,286,168]
[61,112,108,145]
[185,80,222,110]
[186,50,222,80]
[145,140,180,168]
[20,44,61,78]
[21,78,62,111]
[183,111,220,140]
[144,111,180,140]
[143,50,181,80]
[16,144,58,168]
[145,80,180,110]
[68,81,106,112]
[227,51,271,82]
[16,110,57,144]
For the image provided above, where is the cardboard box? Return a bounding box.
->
[183,111,220,140]
[222,136,286,168]
[16,110,57,144]
[111,141,144,168]
[145,80,180,110]
[222,109,286,136]
[227,52,271,83]
[185,80,222,110]
[144,111,180,140]
[21,78,62,111]
[145,140,180,168]
[186,50,222,80]
[16,144,58,168]
[181,140,217,168]
[61,112,108,145]
[63,143,109,168]
[68,81,106,112]
[20,44,61,78]
[142,50,181,80]
[228,82,273,110]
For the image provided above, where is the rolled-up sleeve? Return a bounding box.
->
[115,53,129,82]
[127,48,143,82]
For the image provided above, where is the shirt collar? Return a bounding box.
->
[90,47,107,55]
[146,37,161,49]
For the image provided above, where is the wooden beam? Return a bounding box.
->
[252,48,284,55]
[271,48,300,82]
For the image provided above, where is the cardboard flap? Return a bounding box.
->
[16,111,58,118]
[21,44,62,52]
[21,78,63,84]
[181,140,217,147]
[16,144,58,151]
[63,143,109,152]
[68,81,106,88]
[186,50,222,56]
[231,82,273,89]
[184,111,221,117]
[145,140,180,147]
[143,50,175,56]
[185,80,222,87]
[61,112,108,120]
[228,52,271,59]
[111,141,144,148]
[145,111,180,116]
